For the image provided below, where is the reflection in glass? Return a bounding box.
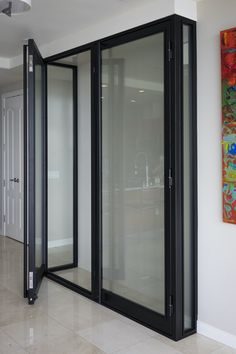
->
[47,65,74,268]
[35,64,43,268]
[47,51,92,291]
[183,24,193,331]
[102,33,165,314]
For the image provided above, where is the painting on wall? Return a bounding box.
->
[221,28,236,223]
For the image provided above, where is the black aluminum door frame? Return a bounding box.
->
[98,20,173,337]
[28,14,198,340]
[45,62,78,274]
[24,39,47,304]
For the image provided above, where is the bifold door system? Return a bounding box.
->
[23,15,197,341]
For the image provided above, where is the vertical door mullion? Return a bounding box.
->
[164,25,173,322]
[91,42,102,302]
[26,39,47,305]
[73,66,78,268]
[28,46,36,304]
[23,44,29,298]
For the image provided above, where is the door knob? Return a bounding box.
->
[9,178,19,183]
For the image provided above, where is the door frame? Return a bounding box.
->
[31,13,197,341]
[24,39,47,304]
[99,20,173,336]
[1,90,23,239]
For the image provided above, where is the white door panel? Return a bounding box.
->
[3,94,23,242]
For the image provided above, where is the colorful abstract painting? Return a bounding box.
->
[221,28,236,223]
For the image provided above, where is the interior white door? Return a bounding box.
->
[3,93,23,242]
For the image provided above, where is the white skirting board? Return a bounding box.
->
[197,321,236,349]
[48,238,73,248]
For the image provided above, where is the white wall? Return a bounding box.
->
[197,0,236,347]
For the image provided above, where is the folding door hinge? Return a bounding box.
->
[168,42,173,62]
[29,55,33,72]
[168,168,173,189]
[169,295,174,317]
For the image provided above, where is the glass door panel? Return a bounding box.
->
[47,51,92,293]
[101,29,171,332]
[47,65,74,269]
[24,39,46,304]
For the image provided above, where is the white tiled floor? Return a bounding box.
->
[0,235,235,354]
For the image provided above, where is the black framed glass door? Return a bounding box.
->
[22,15,197,340]
[101,23,172,334]
[24,39,46,304]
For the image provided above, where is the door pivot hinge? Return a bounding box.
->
[29,55,33,73]
[3,215,6,223]
[3,179,6,187]
[168,168,173,189]
[168,42,173,62]
[169,295,174,317]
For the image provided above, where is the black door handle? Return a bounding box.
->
[9,178,19,183]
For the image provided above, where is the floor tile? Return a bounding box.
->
[0,329,27,354]
[116,314,158,338]
[26,333,106,354]
[114,337,183,354]
[211,347,236,354]
[157,333,223,354]
[0,236,235,354]
[0,298,46,327]
[1,314,71,348]
[78,318,151,353]
[47,299,117,331]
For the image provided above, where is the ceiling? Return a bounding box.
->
[0,0,199,89]
[0,66,22,91]
[0,0,159,58]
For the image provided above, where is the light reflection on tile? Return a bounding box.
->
[78,318,151,353]
[1,314,71,348]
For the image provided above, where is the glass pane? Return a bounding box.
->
[183,24,193,331]
[102,33,165,314]
[35,64,43,268]
[47,65,74,268]
[47,51,92,291]
[77,51,92,291]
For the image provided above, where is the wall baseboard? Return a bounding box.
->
[48,238,73,248]
[197,320,236,349]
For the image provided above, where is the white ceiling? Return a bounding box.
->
[0,0,159,58]
[0,0,199,89]
[0,65,22,91]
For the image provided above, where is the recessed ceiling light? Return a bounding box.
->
[131,99,136,103]
[139,89,145,93]
[102,84,108,88]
